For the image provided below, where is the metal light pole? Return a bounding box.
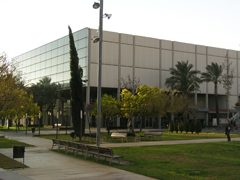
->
[25,113,27,135]
[39,113,41,136]
[96,0,103,147]
[80,110,82,142]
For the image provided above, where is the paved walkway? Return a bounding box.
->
[1,129,240,180]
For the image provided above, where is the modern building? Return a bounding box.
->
[12,27,240,129]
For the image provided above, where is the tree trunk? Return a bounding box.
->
[140,116,143,132]
[51,107,54,128]
[214,82,220,125]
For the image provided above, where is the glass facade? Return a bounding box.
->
[12,28,89,87]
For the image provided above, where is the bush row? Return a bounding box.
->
[168,120,202,134]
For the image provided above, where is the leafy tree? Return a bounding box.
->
[178,120,184,133]
[189,121,195,134]
[174,120,179,133]
[222,53,234,120]
[169,120,174,133]
[69,26,84,137]
[184,121,189,133]
[165,61,201,95]
[31,77,62,128]
[201,62,223,125]
[136,85,167,131]
[92,94,122,135]
[195,120,202,134]
[120,89,138,130]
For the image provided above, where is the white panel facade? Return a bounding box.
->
[102,42,118,65]
[103,31,119,43]
[121,44,133,67]
[174,52,195,68]
[135,36,159,48]
[121,34,133,44]
[90,63,98,87]
[208,47,227,57]
[174,42,195,53]
[161,40,172,50]
[161,71,171,90]
[161,50,172,70]
[196,45,206,54]
[135,47,159,69]
[135,68,159,87]
[229,96,238,108]
[121,67,133,79]
[102,65,118,88]
[197,54,206,73]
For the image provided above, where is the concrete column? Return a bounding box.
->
[171,41,174,121]
[158,116,161,129]
[159,40,162,88]
[206,47,209,126]
[117,33,121,127]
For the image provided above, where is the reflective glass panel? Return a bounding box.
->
[58,56,64,64]
[56,73,64,82]
[35,63,41,70]
[47,43,52,51]
[63,71,70,80]
[46,51,51,59]
[58,38,64,47]
[64,45,69,54]
[52,66,57,74]
[36,55,40,63]
[52,57,58,66]
[63,63,70,71]
[40,45,47,54]
[46,59,52,67]
[57,47,64,56]
[40,69,45,77]
[45,67,51,76]
[40,61,46,69]
[51,40,58,49]
[63,54,70,63]
[52,49,57,58]
[58,64,64,72]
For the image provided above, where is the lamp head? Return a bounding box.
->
[93,36,100,43]
[93,2,100,9]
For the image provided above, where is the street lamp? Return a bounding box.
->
[92,0,111,147]
[39,112,41,136]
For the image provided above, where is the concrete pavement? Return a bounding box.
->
[0,130,155,180]
[1,129,240,180]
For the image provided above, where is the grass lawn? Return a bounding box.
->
[0,153,28,169]
[39,131,240,143]
[0,125,53,131]
[55,142,240,180]
[0,137,34,148]
[0,137,32,169]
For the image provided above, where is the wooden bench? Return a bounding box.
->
[59,140,69,153]
[107,133,128,143]
[59,126,74,130]
[106,126,128,131]
[52,139,63,151]
[127,132,141,142]
[98,147,123,165]
[84,133,104,144]
[75,143,87,156]
[142,132,163,141]
[51,140,123,164]
[85,145,99,159]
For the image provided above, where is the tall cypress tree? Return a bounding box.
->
[68,26,84,137]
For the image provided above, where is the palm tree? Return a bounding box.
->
[31,76,63,128]
[201,62,223,126]
[165,61,202,95]
[165,61,202,122]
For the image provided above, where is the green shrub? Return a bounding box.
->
[189,121,195,134]
[195,120,202,134]
[169,120,174,133]
[184,121,189,133]
[175,120,179,133]
[178,121,184,133]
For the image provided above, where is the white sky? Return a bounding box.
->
[0,0,240,59]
